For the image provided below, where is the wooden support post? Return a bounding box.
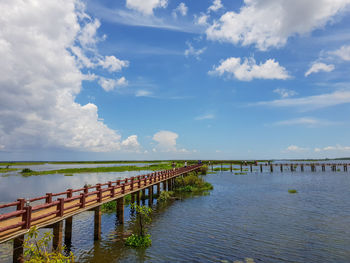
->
[117,197,124,224]
[260,164,263,173]
[168,179,172,190]
[142,189,146,200]
[64,217,73,248]
[280,164,283,172]
[322,165,325,172]
[131,193,135,204]
[13,235,24,263]
[148,186,153,204]
[240,164,243,172]
[230,163,233,172]
[250,164,252,173]
[344,165,347,172]
[270,164,273,173]
[157,183,160,195]
[301,164,304,172]
[290,164,293,172]
[52,221,63,250]
[162,181,167,191]
[136,191,140,205]
[221,163,223,171]
[94,206,101,240]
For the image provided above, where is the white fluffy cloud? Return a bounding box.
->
[98,77,128,92]
[126,0,168,15]
[208,0,223,12]
[330,45,350,61]
[305,62,335,77]
[206,0,350,50]
[121,135,141,152]
[209,57,290,81]
[195,13,209,26]
[172,3,188,18]
[0,0,136,152]
[274,117,338,127]
[152,130,188,153]
[99,56,129,72]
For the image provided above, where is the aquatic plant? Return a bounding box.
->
[158,191,175,202]
[64,174,74,176]
[288,189,298,194]
[101,200,116,213]
[21,168,34,173]
[23,226,74,262]
[125,204,152,248]
[174,173,213,192]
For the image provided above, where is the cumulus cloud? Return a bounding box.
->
[209,57,290,81]
[172,2,188,18]
[152,130,188,153]
[0,0,135,153]
[126,0,168,15]
[184,42,206,60]
[208,0,223,12]
[329,45,350,61]
[195,13,209,26]
[305,62,335,77]
[273,88,297,98]
[121,135,141,152]
[206,0,350,50]
[99,56,129,72]
[254,90,350,110]
[98,77,128,92]
[284,145,309,152]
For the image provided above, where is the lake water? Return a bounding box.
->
[1,169,350,262]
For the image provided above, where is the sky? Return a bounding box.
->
[1,0,350,161]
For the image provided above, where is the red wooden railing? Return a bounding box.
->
[0,164,202,240]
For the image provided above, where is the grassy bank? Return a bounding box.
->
[0,168,19,173]
[19,163,181,176]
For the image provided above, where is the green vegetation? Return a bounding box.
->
[174,172,213,192]
[64,174,74,176]
[101,194,132,212]
[16,162,181,176]
[21,168,34,174]
[0,167,18,173]
[23,226,74,262]
[0,162,46,166]
[158,191,174,202]
[125,204,152,248]
[199,165,208,175]
[234,172,247,175]
[288,189,298,194]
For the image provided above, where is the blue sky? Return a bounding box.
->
[1,0,350,160]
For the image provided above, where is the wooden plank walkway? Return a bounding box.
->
[0,164,202,244]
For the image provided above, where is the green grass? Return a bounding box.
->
[64,173,74,176]
[288,189,298,194]
[16,163,179,176]
[0,168,18,173]
[125,234,152,248]
[174,172,214,192]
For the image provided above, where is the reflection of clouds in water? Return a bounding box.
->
[0,170,149,203]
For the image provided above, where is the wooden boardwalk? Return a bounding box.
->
[0,164,202,245]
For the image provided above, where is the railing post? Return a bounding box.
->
[67,189,73,198]
[58,198,65,217]
[17,198,25,211]
[138,176,141,188]
[23,206,32,229]
[130,177,134,191]
[121,184,125,194]
[96,184,102,202]
[46,193,52,203]
[84,185,89,194]
[111,186,115,197]
[80,193,86,208]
